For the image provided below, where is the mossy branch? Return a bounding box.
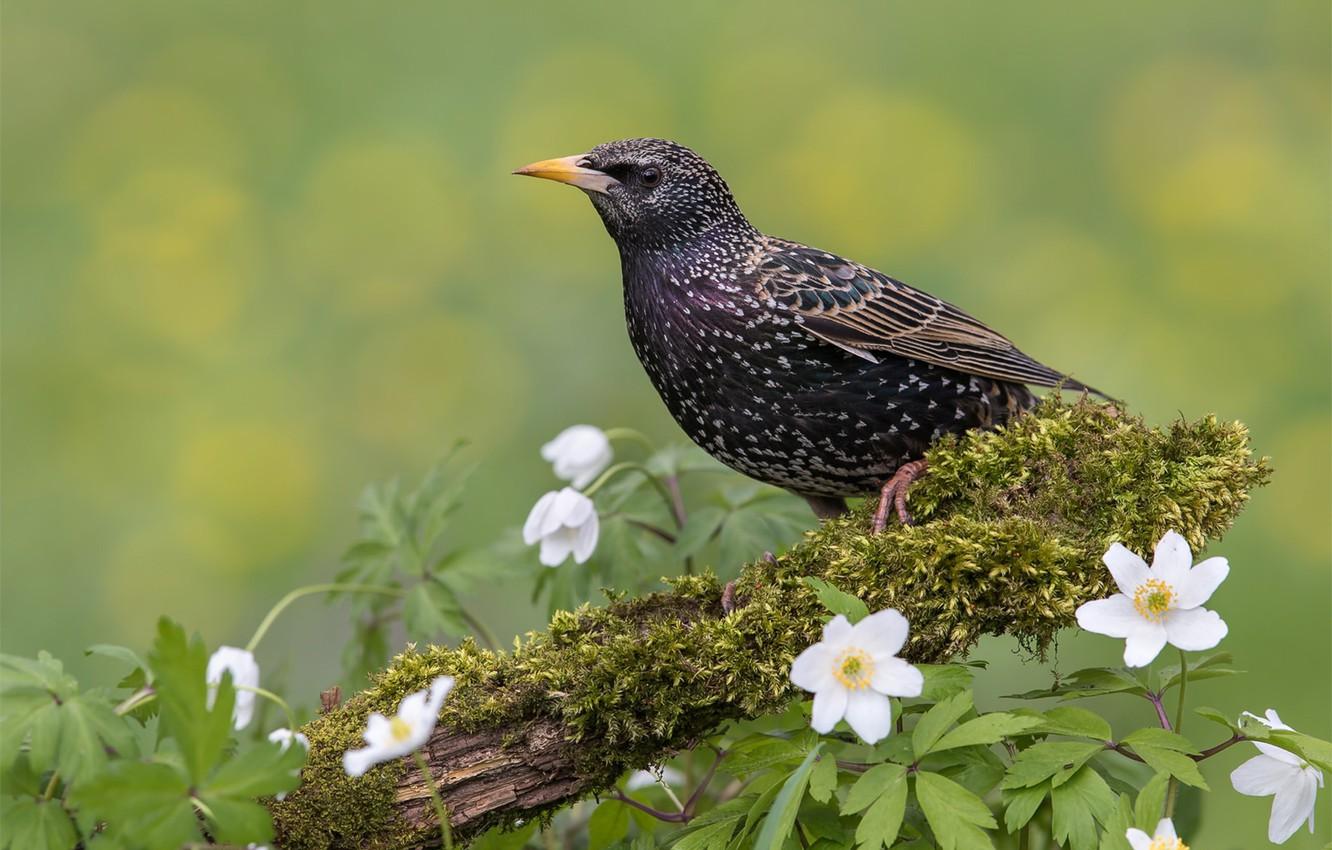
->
[269,399,1269,849]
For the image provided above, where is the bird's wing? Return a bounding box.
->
[751,241,1105,396]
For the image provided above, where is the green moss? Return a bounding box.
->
[271,399,1270,848]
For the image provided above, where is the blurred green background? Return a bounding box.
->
[2,1,1328,845]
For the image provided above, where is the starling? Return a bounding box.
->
[515,139,1107,530]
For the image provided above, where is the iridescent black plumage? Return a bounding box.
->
[518,138,1106,513]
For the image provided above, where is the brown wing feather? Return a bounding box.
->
[752,239,1106,396]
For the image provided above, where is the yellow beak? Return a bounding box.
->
[512,154,619,195]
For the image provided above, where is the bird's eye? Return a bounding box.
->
[641,166,662,188]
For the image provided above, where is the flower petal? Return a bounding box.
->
[1232,754,1299,796]
[362,713,393,747]
[821,615,853,646]
[1151,530,1192,587]
[343,746,379,777]
[790,643,834,692]
[852,609,910,658]
[426,676,455,718]
[572,511,599,563]
[1152,818,1177,840]
[843,690,893,745]
[1163,606,1227,651]
[1103,543,1149,597]
[871,656,923,698]
[1176,556,1228,609]
[1267,768,1320,843]
[810,686,848,733]
[1076,595,1139,638]
[542,488,583,535]
[558,488,595,528]
[522,492,558,544]
[1125,828,1152,850]
[539,528,576,566]
[1123,623,1168,667]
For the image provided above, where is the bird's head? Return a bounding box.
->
[514,138,752,252]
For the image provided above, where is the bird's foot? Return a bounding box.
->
[871,459,929,533]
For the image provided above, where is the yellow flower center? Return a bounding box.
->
[389,716,413,742]
[1148,839,1187,850]
[832,648,875,690]
[1132,578,1176,621]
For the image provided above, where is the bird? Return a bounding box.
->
[515,138,1107,531]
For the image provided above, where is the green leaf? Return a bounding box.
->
[1133,771,1170,828]
[731,777,783,850]
[146,618,233,786]
[202,795,276,846]
[1267,729,1332,774]
[672,507,728,561]
[808,753,838,804]
[470,821,539,850]
[931,713,1044,754]
[854,768,908,850]
[1001,741,1104,790]
[801,577,870,624]
[0,795,78,850]
[944,745,1007,798]
[914,771,995,850]
[1192,706,1237,732]
[1120,729,1206,789]
[723,736,806,776]
[84,645,152,685]
[917,664,974,700]
[1003,782,1049,833]
[202,738,306,800]
[589,800,631,850]
[912,691,973,758]
[753,743,822,850]
[1156,652,1241,693]
[403,580,466,641]
[1003,667,1146,702]
[1050,766,1117,850]
[1097,794,1134,850]
[1036,707,1113,741]
[0,653,78,772]
[70,760,198,849]
[842,763,906,815]
[42,693,136,785]
[673,818,740,850]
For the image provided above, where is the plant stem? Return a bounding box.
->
[1146,691,1173,731]
[235,683,298,731]
[1172,648,1188,736]
[603,427,656,452]
[41,771,60,801]
[584,462,694,572]
[414,749,454,850]
[621,517,677,544]
[611,790,690,823]
[1195,733,1245,760]
[113,686,157,716]
[664,474,694,575]
[246,583,405,653]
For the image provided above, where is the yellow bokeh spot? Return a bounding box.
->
[1107,58,1294,234]
[175,421,319,567]
[755,90,978,257]
[63,87,243,201]
[79,168,255,345]
[352,314,527,453]
[102,518,248,640]
[287,139,469,313]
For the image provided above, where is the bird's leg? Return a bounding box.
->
[872,459,929,533]
[803,495,849,521]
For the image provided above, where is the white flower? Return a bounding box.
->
[268,727,311,752]
[789,609,923,744]
[1231,709,1325,843]
[1126,817,1187,850]
[268,727,311,800]
[343,675,454,778]
[206,646,261,730]
[1075,530,1228,667]
[522,487,599,566]
[541,425,613,489]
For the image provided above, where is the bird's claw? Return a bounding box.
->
[871,459,929,533]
